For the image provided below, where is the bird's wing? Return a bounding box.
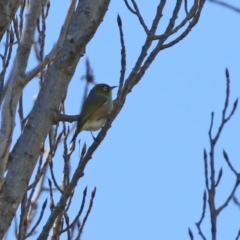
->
[70,94,106,143]
[77,93,107,128]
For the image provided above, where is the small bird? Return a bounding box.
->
[70,83,117,143]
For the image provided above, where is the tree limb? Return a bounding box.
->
[0,0,42,184]
[0,0,20,41]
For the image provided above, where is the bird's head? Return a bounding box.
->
[92,83,117,97]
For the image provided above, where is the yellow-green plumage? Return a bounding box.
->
[70,83,116,143]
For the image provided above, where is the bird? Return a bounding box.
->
[70,83,117,143]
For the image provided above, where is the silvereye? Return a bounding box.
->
[70,83,117,143]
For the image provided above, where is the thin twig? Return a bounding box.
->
[211,69,238,145]
[195,191,207,240]
[75,187,96,239]
[63,212,71,239]
[27,159,48,190]
[209,0,240,13]
[25,199,48,238]
[215,168,222,187]
[116,14,126,102]
[235,229,240,240]
[23,0,77,85]
[48,178,56,211]
[123,0,136,14]
[188,227,194,240]
[130,0,149,34]
[61,187,87,233]
[223,150,238,176]
[184,0,189,14]
[49,157,63,194]
[122,0,166,95]
[216,177,240,215]
[203,149,209,190]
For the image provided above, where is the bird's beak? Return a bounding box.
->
[110,86,117,90]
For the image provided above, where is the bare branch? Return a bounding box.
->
[216,177,240,215]
[123,0,136,14]
[121,0,166,96]
[213,150,240,215]
[0,0,42,179]
[27,158,48,190]
[197,69,239,240]
[37,148,86,239]
[76,187,96,239]
[48,179,56,211]
[223,150,238,176]
[215,168,223,187]
[160,1,205,49]
[184,0,189,14]
[195,191,207,240]
[60,187,87,233]
[122,1,206,97]
[203,149,209,190]
[23,0,77,85]
[129,0,149,35]
[0,0,20,41]
[208,112,214,140]
[25,199,48,238]
[188,227,194,240]
[49,157,63,194]
[209,0,240,13]
[19,0,26,38]
[235,229,240,240]
[211,69,238,145]
[0,28,14,104]
[117,14,126,101]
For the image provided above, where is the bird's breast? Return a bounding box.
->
[84,118,107,131]
[92,99,113,119]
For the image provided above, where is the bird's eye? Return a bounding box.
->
[103,86,108,91]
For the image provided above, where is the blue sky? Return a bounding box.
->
[7,0,240,239]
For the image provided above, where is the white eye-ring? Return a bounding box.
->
[103,86,108,91]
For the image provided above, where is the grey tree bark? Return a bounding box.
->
[0,0,110,238]
[0,0,20,41]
